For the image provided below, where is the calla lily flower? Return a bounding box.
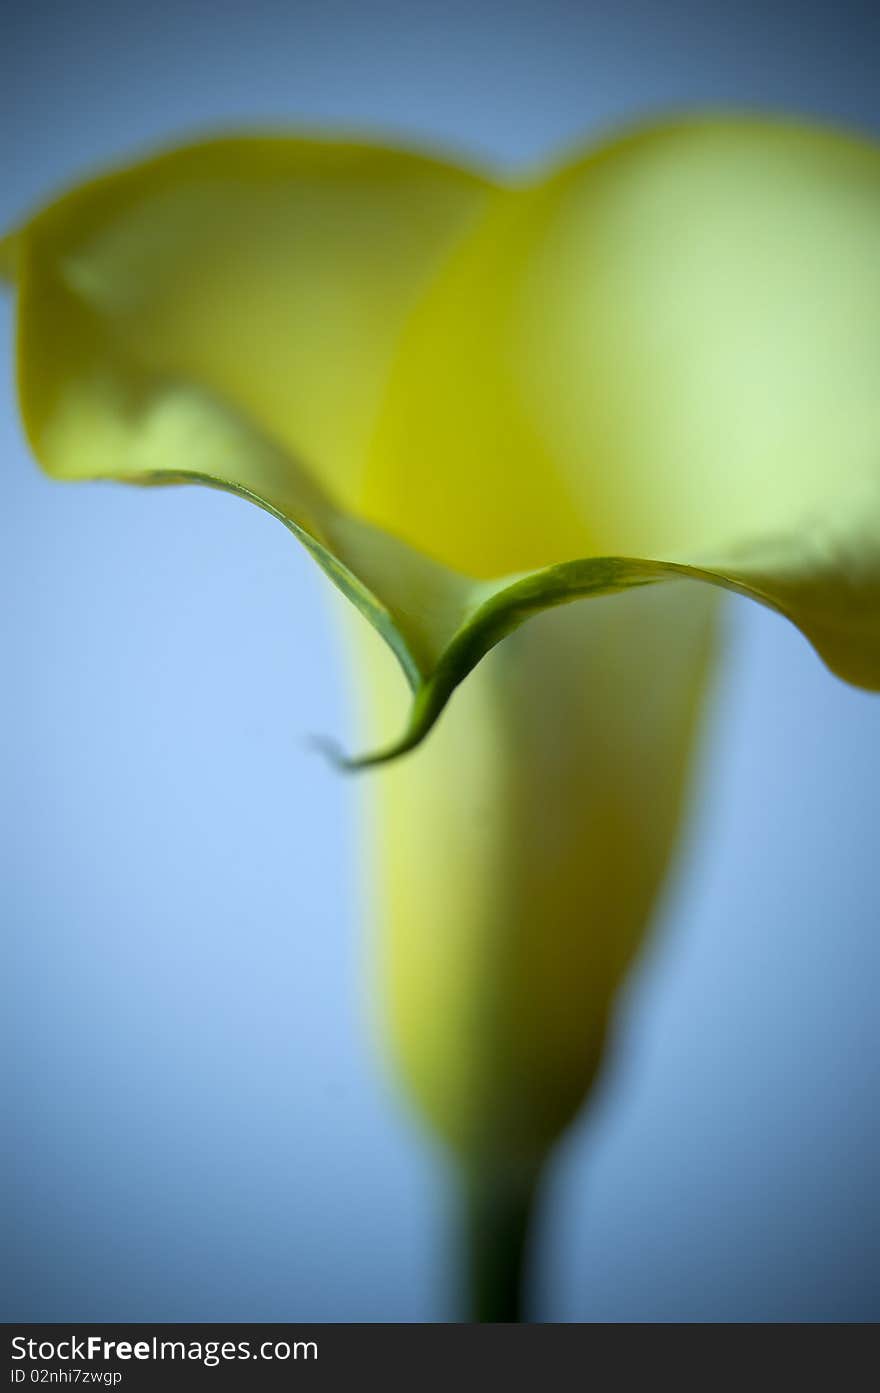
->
[4,115,880,1320]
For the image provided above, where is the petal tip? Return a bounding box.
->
[307,725,429,773]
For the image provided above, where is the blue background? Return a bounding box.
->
[2,0,879,1322]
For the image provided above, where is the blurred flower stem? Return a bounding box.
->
[461,1163,540,1322]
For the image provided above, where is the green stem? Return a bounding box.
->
[461,1163,542,1323]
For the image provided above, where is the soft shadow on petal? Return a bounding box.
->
[0,234,18,282]
[9,136,492,512]
[359,580,719,1165]
[3,137,493,701]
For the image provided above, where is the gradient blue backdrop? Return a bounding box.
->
[2,0,879,1322]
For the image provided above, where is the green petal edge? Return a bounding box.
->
[335,498,880,769]
[4,125,880,768]
[27,456,875,772]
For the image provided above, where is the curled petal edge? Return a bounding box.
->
[337,542,880,769]
[131,468,880,770]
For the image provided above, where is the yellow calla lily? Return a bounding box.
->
[4,115,880,1320]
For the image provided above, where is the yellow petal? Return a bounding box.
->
[351,116,880,1170]
[10,136,490,505]
[360,578,717,1167]
[4,135,500,702]
[12,120,877,766]
[368,117,880,693]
